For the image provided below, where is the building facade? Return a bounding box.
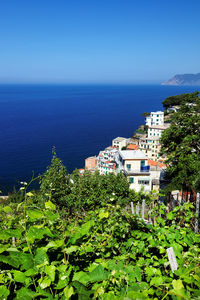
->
[115,150,151,192]
[145,111,164,127]
[112,137,127,150]
[139,136,161,160]
[147,124,170,139]
[85,156,97,170]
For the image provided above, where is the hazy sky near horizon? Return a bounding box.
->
[0,0,200,84]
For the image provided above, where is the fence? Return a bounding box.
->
[130,192,200,233]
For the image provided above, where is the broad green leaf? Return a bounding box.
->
[45,265,56,281]
[45,239,64,249]
[45,201,56,210]
[0,244,9,254]
[0,229,21,240]
[39,276,51,289]
[34,248,49,267]
[167,211,173,220]
[15,287,37,300]
[99,211,109,219]
[89,264,107,282]
[64,246,79,254]
[150,276,163,286]
[25,267,38,276]
[27,226,53,243]
[56,265,72,289]
[13,270,26,283]
[27,209,43,220]
[0,286,10,299]
[134,265,142,282]
[71,220,94,243]
[0,253,21,268]
[72,281,92,300]
[172,279,184,290]
[72,271,90,285]
[45,210,59,221]
[64,286,74,299]
[3,206,12,213]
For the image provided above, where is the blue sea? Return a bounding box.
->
[0,84,199,193]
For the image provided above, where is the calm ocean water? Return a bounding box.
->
[0,84,199,193]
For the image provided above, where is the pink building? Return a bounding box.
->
[85,156,97,170]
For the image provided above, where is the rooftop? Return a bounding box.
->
[127,144,139,150]
[148,159,166,168]
[119,150,147,160]
[148,124,170,130]
[113,137,127,142]
[151,111,164,115]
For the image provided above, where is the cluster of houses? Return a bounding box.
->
[85,110,169,193]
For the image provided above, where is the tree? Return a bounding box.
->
[141,112,150,117]
[162,92,199,110]
[40,149,71,206]
[63,170,130,212]
[160,92,200,194]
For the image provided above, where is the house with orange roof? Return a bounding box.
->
[127,144,139,150]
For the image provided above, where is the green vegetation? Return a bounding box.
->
[160,91,200,194]
[141,112,150,117]
[162,92,199,110]
[0,185,199,299]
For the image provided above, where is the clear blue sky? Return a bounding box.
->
[0,0,200,84]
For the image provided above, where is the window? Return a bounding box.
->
[140,160,145,167]
[129,177,134,184]
[127,164,131,171]
[138,180,149,185]
[157,115,159,117]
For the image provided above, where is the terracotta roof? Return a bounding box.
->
[127,144,139,150]
[148,159,166,168]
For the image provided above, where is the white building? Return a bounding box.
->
[115,150,151,192]
[147,124,170,139]
[97,148,118,175]
[98,159,116,175]
[112,137,127,150]
[139,136,161,160]
[145,111,164,127]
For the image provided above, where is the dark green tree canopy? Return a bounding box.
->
[160,91,200,192]
[162,91,199,109]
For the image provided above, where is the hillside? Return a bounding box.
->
[162,73,200,86]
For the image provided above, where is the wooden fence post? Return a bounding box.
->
[136,202,140,216]
[195,193,199,233]
[149,203,152,224]
[142,199,145,220]
[131,202,134,214]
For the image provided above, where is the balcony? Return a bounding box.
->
[125,165,150,176]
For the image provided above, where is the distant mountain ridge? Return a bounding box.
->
[162,73,200,86]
